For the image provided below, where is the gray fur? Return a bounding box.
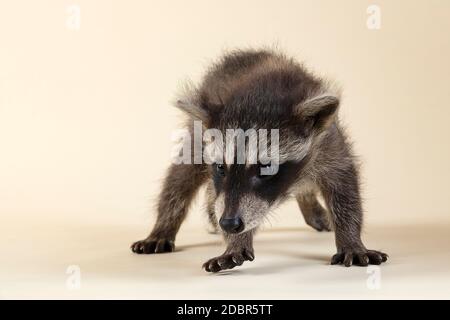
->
[131,49,388,271]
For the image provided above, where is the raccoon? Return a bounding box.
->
[131,49,388,272]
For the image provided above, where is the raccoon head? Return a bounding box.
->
[175,60,340,234]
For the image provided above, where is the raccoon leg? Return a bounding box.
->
[131,164,208,254]
[205,182,219,234]
[319,164,388,267]
[203,231,254,272]
[296,192,331,232]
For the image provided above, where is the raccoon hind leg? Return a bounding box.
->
[296,191,332,232]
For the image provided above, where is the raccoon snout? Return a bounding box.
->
[219,216,244,234]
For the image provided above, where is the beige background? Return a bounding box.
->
[1,0,449,299]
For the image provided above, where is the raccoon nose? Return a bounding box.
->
[219,217,244,234]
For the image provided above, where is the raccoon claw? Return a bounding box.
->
[203,249,255,273]
[131,238,175,254]
[331,249,388,267]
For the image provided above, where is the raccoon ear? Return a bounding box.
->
[175,98,222,124]
[295,93,339,134]
[174,82,221,123]
[175,98,209,122]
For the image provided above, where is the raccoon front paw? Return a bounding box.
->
[331,249,388,267]
[131,238,175,254]
[203,249,255,273]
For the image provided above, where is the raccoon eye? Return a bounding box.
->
[215,164,226,176]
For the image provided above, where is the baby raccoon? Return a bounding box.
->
[131,49,388,272]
